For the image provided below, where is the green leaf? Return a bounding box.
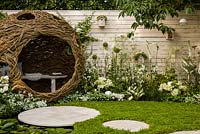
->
[127,32,134,38]
[2,122,16,129]
[131,22,139,30]
[55,128,70,134]
[0,129,7,133]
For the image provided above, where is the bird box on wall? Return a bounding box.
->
[97,15,107,28]
[166,31,174,40]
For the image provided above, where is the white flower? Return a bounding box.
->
[36,100,47,107]
[25,103,34,110]
[105,91,112,96]
[128,96,133,100]
[177,81,182,86]
[179,85,187,91]
[0,76,9,84]
[16,101,24,106]
[80,96,88,101]
[112,93,125,101]
[28,93,33,97]
[98,85,104,89]
[167,81,173,86]
[171,89,179,96]
[94,77,113,90]
[3,76,9,81]
[0,84,9,93]
[161,82,173,91]
[158,83,165,92]
[165,85,172,91]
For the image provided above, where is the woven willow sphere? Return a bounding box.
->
[0,10,85,101]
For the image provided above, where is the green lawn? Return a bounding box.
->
[56,101,200,134]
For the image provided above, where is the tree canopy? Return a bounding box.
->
[0,0,115,10]
[0,0,199,35]
[116,0,196,35]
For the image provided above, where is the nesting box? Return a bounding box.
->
[0,10,85,101]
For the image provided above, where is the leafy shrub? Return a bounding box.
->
[76,61,99,93]
[94,77,113,92]
[0,76,47,118]
[0,119,71,134]
[185,93,200,104]
[159,81,187,96]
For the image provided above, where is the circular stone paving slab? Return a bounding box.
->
[18,106,100,127]
[103,120,149,132]
[170,130,200,134]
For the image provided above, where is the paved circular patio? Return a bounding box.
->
[18,106,100,127]
[103,120,149,132]
[170,130,200,134]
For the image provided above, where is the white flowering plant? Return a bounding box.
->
[57,90,125,103]
[94,77,113,92]
[126,85,145,100]
[185,93,200,104]
[124,64,146,100]
[0,76,47,118]
[158,80,187,97]
[76,61,99,93]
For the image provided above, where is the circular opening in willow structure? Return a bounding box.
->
[18,35,75,93]
[17,13,35,20]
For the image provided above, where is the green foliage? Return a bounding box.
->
[0,11,7,20]
[185,93,200,103]
[107,51,132,93]
[126,85,145,100]
[0,0,115,10]
[0,76,47,118]
[115,0,194,35]
[57,91,114,103]
[76,61,99,93]
[0,0,57,10]
[182,57,200,91]
[0,0,198,10]
[0,119,72,134]
[142,74,165,101]
[73,41,197,102]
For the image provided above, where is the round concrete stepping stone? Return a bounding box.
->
[103,120,149,132]
[170,130,200,134]
[18,106,100,127]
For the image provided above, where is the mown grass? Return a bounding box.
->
[56,101,200,134]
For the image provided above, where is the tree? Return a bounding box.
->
[0,0,56,9]
[55,0,115,10]
[115,0,195,36]
[0,0,115,10]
